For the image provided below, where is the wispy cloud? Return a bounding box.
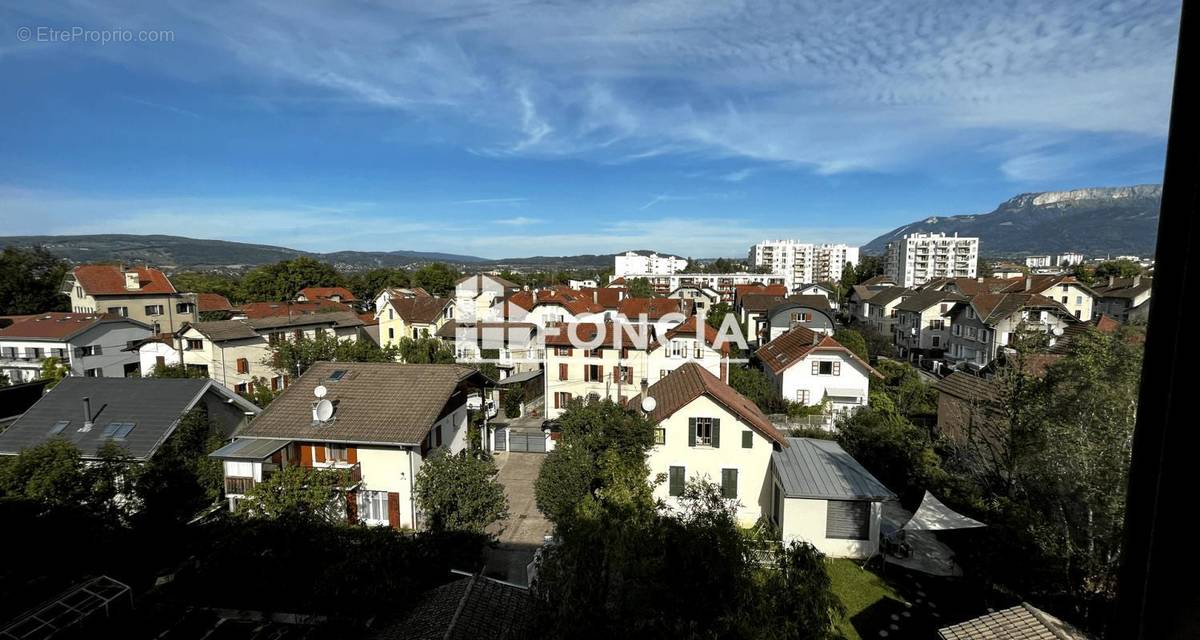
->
[451,197,529,205]
[638,194,694,210]
[9,0,1178,179]
[496,216,542,225]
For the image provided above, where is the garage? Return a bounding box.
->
[508,430,547,453]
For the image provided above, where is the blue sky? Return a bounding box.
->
[0,1,1181,259]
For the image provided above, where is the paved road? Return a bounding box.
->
[483,452,553,586]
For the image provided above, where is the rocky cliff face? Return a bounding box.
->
[861,185,1162,256]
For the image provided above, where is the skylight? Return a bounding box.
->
[328,370,347,381]
[48,420,70,435]
[102,422,136,440]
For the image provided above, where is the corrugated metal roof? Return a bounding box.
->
[771,438,896,501]
[497,369,543,385]
[209,437,288,460]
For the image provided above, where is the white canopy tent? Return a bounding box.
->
[902,491,986,532]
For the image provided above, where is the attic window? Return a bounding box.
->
[102,422,136,440]
[49,420,70,436]
[328,370,347,381]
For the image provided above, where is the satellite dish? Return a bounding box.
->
[314,399,335,422]
[314,385,328,399]
[1052,326,1065,337]
[641,396,657,413]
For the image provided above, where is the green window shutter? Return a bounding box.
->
[742,431,753,449]
[721,468,737,499]
[669,466,685,496]
[711,418,721,448]
[688,418,696,447]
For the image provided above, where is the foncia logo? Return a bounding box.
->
[450,277,750,364]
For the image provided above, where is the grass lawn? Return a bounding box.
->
[827,558,903,639]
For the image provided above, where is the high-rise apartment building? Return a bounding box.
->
[747,241,859,289]
[614,251,689,277]
[883,233,979,288]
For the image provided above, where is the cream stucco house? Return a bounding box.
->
[757,326,880,415]
[378,296,453,348]
[62,264,198,334]
[211,362,488,528]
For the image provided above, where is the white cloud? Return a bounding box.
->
[8,0,1179,176]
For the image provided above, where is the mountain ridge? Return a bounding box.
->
[861,184,1162,257]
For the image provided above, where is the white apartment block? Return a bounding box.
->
[884,233,979,288]
[614,251,689,277]
[619,272,788,302]
[748,241,860,288]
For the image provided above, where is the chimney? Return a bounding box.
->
[1133,274,1142,287]
[812,331,819,346]
[124,270,141,291]
[1025,276,1032,291]
[82,397,93,431]
[1108,276,1115,287]
[976,276,984,283]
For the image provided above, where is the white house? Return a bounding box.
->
[756,327,880,414]
[0,313,152,383]
[770,438,896,558]
[210,362,488,528]
[542,318,728,419]
[631,362,789,526]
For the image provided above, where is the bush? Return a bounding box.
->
[414,451,508,534]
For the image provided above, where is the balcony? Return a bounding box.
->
[224,476,256,495]
[316,461,362,487]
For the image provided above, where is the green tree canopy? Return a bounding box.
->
[0,246,69,315]
[833,328,868,362]
[396,335,456,364]
[625,276,655,298]
[241,465,349,523]
[414,451,509,534]
[411,263,460,296]
[266,331,401,378]
[239,257,345,302]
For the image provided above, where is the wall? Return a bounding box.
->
[779,496,882,559]
[645,395,776,526]
[356,445,420,529]
[91,293,197,333]
[138,341,180,374]
[72,321,152,377]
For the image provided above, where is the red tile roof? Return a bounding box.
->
[656,316,729,354]
[756,326,880,377]
[0,312,107,340]
[628,362,787,447]
[298,286,358,302]
[196,293,234,312]
[71,265,177,296]
[617,297,690,320]
[733,283,788,305]
[238,300,353,319]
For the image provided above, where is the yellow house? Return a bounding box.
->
[62,264,198,333]
[377,296,453,348]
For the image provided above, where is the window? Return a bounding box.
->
[689,417,719,447]
[670,341,684,357]
[932,336,941,348]
[358,490,389,525]
[388,327,395,340]
[721,468,738,499]
[85,368,102,377]
[554,392,571,409]
[668,466,685,497]
[435,425,443,448]
[176,302,194,314]
[796,389,810,404]
[584,348,602,358]
[102,422,136,440]
[235,382,248,394]
[554,347,572,356]
[655,428,666,445]
[186,339,203,350]
[236,358,249,374]
[742,431,753,448]
[559,363,569,380]
[328,444,349,461]
[584,364,603,382]
[615,366,633,384]
[77,345,102,357]
[930,319,945,330]
[813,360,840,375]
[826,500,870,539]
[107,306,128,317]
[25,347,43,359]
[145,304,164,315]
[388,309,394,320]
[1076,295,1084,305]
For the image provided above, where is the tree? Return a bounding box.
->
[625,277,655,298]
[414,451,509,534]
[0,439,92,508]
[1093,259,1141,281]
[241,465,349,523]
[169,272,242,304]
[835,392,946,503]
[39,356,68,388]
[347,268,410,306]
[266,331,401,378]
[833,328,868,362]
[395,335,456,364]
[0,370,9,387]
[504,386,525,419]
[729,365,790,414]
[0,246,69,314]
[705,301,735,331]
[872,359,937,426]
[147,362,209,378]
[534,399,656,529]
[239,257,345,302]
[411,263,460,296]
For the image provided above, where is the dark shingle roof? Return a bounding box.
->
[0,378,256,460]
[931,371,999,404]
[938,603,1090,640]
[628,362,786,446]
[240,362,484,445]
[390,296,452,324]
[185,312,362,341]
[771,438,896,500]
[895,289,967,313]
[373,572,535,640]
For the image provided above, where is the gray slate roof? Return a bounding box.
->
[187,312,363,342]
[771,437,896,501]
[209,437,288,460]
[240,362,485,445]
[0,377,256,460]
[373,571,535,640]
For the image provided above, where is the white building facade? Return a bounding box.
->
[614,251,689,277]
[748,241,860,289]
[884,233,979,288]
